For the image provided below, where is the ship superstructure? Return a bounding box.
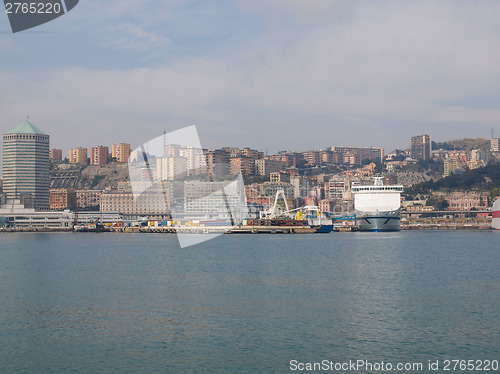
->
[352,177,403,231]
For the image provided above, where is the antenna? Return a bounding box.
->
[491,128,495,139]
[163,130,167,157]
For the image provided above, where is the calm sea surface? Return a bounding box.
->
[0,231,499,373]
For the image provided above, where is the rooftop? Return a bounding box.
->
[7,120,48,135]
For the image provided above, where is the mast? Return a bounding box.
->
[73,193,79,228]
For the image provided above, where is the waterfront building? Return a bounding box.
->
[2,120,50,209]
[411,134,431,161]
[75,189,102,210]
[0,209,122,229]
[49,188,76,210]
[447,192,489,211]
[69,147,88,164]
[404,203,435,218]
[50,148,62,162]
[100,189,169,216]
[0,209,73,228]
[183,179,246,218]
[90,145,109,165]
[112,143,132,163]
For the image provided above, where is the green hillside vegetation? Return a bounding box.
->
[409,164,500,195]
[433,138,489,151]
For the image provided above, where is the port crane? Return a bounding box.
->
[260,189,326,222]
[260,189,290,219]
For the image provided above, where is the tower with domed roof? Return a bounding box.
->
[2,120,50,209]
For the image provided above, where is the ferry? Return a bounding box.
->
[352,177,404,232]
[493,199,500,230]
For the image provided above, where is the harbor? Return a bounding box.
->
[1,188,496,233]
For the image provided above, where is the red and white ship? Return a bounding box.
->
[493,199,500,230]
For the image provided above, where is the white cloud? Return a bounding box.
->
[98,23,171,52]
[2,1,500,153]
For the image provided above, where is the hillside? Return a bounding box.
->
[50,163,129,190]
[409,164,500,194]
[433,138,490,151]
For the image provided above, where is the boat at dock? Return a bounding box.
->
[352,176,404,232]
[493,199,500,230]
[253,189,334,233]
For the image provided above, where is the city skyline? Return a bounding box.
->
[1,1,500,156]
[1,118,499,177]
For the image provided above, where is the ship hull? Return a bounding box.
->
[357,215,401,232]
[493,200,500,230]
[315,224,334,233]
[352,180,403,232]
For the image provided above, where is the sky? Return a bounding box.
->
[1,0,500,158]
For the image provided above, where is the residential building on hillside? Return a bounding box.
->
[90,145,109,166]
[331,146,384,163]
[156,156,188,181]
[255,159,286,176]
[69,147,88,164]
[50,148,62,162]
[490,137,499,152]
[112,143,131,163]
[411,134,431,160]
[230,156,253,175]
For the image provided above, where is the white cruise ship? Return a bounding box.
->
[493,199,500,230]
[352,177,404,232]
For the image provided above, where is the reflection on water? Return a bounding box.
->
[0,232,499,373]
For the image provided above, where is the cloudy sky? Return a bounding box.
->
[1,0,500,157]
